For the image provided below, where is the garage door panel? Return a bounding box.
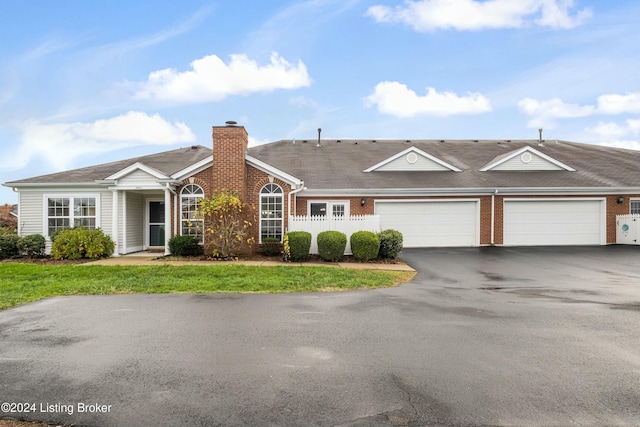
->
[376,201,478,247]
[504,200,603,246]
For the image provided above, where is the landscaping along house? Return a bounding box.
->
[4,121,640,255]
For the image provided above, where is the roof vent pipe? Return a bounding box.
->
[317,128,322,148]
[538,128,544,146]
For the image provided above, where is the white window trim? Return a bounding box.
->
[307,200,351,218]
[144,198,165,248]
[630,198,640,215]
[42,193,101,239]
[180,184,205,243]
[259,184,284,243]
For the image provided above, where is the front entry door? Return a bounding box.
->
[149,201,165,247]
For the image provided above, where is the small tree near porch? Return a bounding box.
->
[197,190,256,259]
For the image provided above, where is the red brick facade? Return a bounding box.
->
[212,124,248,200]
[163,124,638,249]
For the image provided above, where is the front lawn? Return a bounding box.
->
[0,264,414,310]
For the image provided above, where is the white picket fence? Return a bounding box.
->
[288,215,381,255]
[616,214,640,245]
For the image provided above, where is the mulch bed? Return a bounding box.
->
[158,253,404,264]
[0,256,93,265]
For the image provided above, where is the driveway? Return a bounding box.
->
[1,246,639,426]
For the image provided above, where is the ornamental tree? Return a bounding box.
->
[197,190,256,259]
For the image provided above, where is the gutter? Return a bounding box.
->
[288,182,305,218]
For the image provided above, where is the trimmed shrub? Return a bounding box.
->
[17,234,46,258]
[378,229,403,259]
[286,231,311,261]
[260,237,281,256]
[168,235,202,257]
[350,231,380,262]
[0,233,20,259]
[51,228,115,260]
[317,230,347,262]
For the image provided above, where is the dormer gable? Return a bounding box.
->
[105,162,169,181]
[364,146,461,172]
[480,146,575,172]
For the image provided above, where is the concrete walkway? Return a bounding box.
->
[85,252,415,271]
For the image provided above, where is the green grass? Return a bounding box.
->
[0,263,415,310]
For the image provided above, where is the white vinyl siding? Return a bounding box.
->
[503,199,605,246]
[376,154,451,171]
[17,191,44,237]
[376,200,479,247]
[117,169,161,186]
[490,154,565,171]
[125,192,144,252]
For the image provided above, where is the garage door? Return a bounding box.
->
[375,200,479,247]
[503,199,604,246]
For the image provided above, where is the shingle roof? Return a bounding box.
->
[6,139,640,191]
[247,139,640,189]
[6,145,212,184]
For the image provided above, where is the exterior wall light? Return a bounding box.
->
[618,196,625,204]
[360,198,366,207]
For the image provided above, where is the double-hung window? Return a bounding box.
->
[46,196,97,237]
[260,184,283,241]
[181,184,204,242]
[631,200,640,215]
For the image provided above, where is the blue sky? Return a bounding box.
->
[2,0,640,203]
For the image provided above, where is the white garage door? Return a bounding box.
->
[375,200,479,247]
[503,199,604,246]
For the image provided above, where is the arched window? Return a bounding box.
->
[180,184,204,243]
[260,183,283,242]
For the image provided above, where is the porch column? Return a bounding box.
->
[111,190,120,256]
[164,187,171,255]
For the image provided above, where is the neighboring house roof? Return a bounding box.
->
[247,139,640,191]
[5,145,212,185]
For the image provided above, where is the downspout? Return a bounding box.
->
[288,182,305,232]
[491,189,498,245]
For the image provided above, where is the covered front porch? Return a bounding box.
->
[111,188,174,256]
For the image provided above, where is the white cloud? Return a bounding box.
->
[585,121,628,139]
[2,112,195,171]
[627,119,640,134]
[519,92,640,128]
[366,0,591,31]
[132,52,311,103]
[248,136,272,147]
[365,81,491,117]
[596,92,640,114]
[584,119,640,151]
[518,97,594,127]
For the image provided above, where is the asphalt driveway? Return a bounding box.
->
[1,246,639,426]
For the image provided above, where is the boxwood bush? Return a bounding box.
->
[51,228,115,260]
[260,237,281,256]
[378,229,403,259]
[286,231,311,261]
[350,231,380,262]
[17,234,46,258]
[168,235,202,257]
[317,230,347,262]
[0,233,20,259]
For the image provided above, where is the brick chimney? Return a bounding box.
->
[212,121,248,200]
